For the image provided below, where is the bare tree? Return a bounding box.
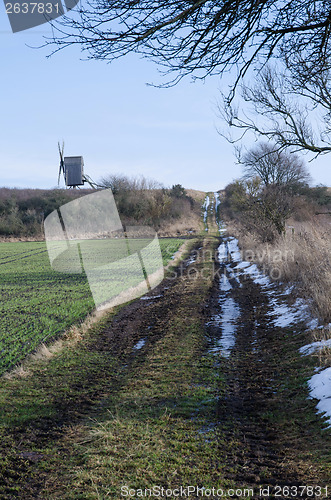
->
[223,177,294,240]
[254,185,294,237]
[222,59,331,155]
[47,1,331,93]
[100,173,132,194]
[99,174,162,193]
[242,142,311,188]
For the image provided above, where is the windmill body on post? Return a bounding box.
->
[64,156,85,187]
[58,141,99,189]
[58,141,85,188]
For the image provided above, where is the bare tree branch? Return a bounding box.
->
[44,1,331,92]
[242,142,311,187]
[220,61,331,157]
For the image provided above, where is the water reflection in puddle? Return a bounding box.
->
[207,297,240,358]
[206,242,240,358]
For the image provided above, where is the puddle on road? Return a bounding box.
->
[203,195,210,232]
[207,298,240,358]
[218,242,228,263]
[227,238,241,261]
[207,243,241,358]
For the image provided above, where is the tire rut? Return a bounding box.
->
[206,238,330,497]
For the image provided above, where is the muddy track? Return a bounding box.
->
[53,239,206,423]
[206,237,331,498]
[1,235,330,499]
[96,231,329,495]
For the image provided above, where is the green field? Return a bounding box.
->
[0,238,183,375]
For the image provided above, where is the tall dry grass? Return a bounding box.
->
[229,217,331,324]
[158,209,203,237]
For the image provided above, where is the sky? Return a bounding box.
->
[0,6,330,192]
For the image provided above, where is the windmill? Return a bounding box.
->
[57,142,100,189]
[58,141,65,185]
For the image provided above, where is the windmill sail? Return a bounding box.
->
[58,141,65,185]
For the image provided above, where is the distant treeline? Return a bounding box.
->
[0,178,196,238]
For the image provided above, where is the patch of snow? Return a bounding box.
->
[268,298,310,328]
[253,275,271,287]
[308,367,331,428]
[219,273,232,292]
[203,196,210,223]
[218,242,228,263]
[140,295,163,300]
[186,255,197,265]
[300,339,331,356]
[133,338,146,350]
[218,237,316,330]
[245,263,260,275]
[238,262,272,288]
[226,266,241,286]
[307,318,319,329]
[245,263,263,279]
[214,192,220,213]
[234,261,251,270]
[227,238,241,261]
[283,285,295,295]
